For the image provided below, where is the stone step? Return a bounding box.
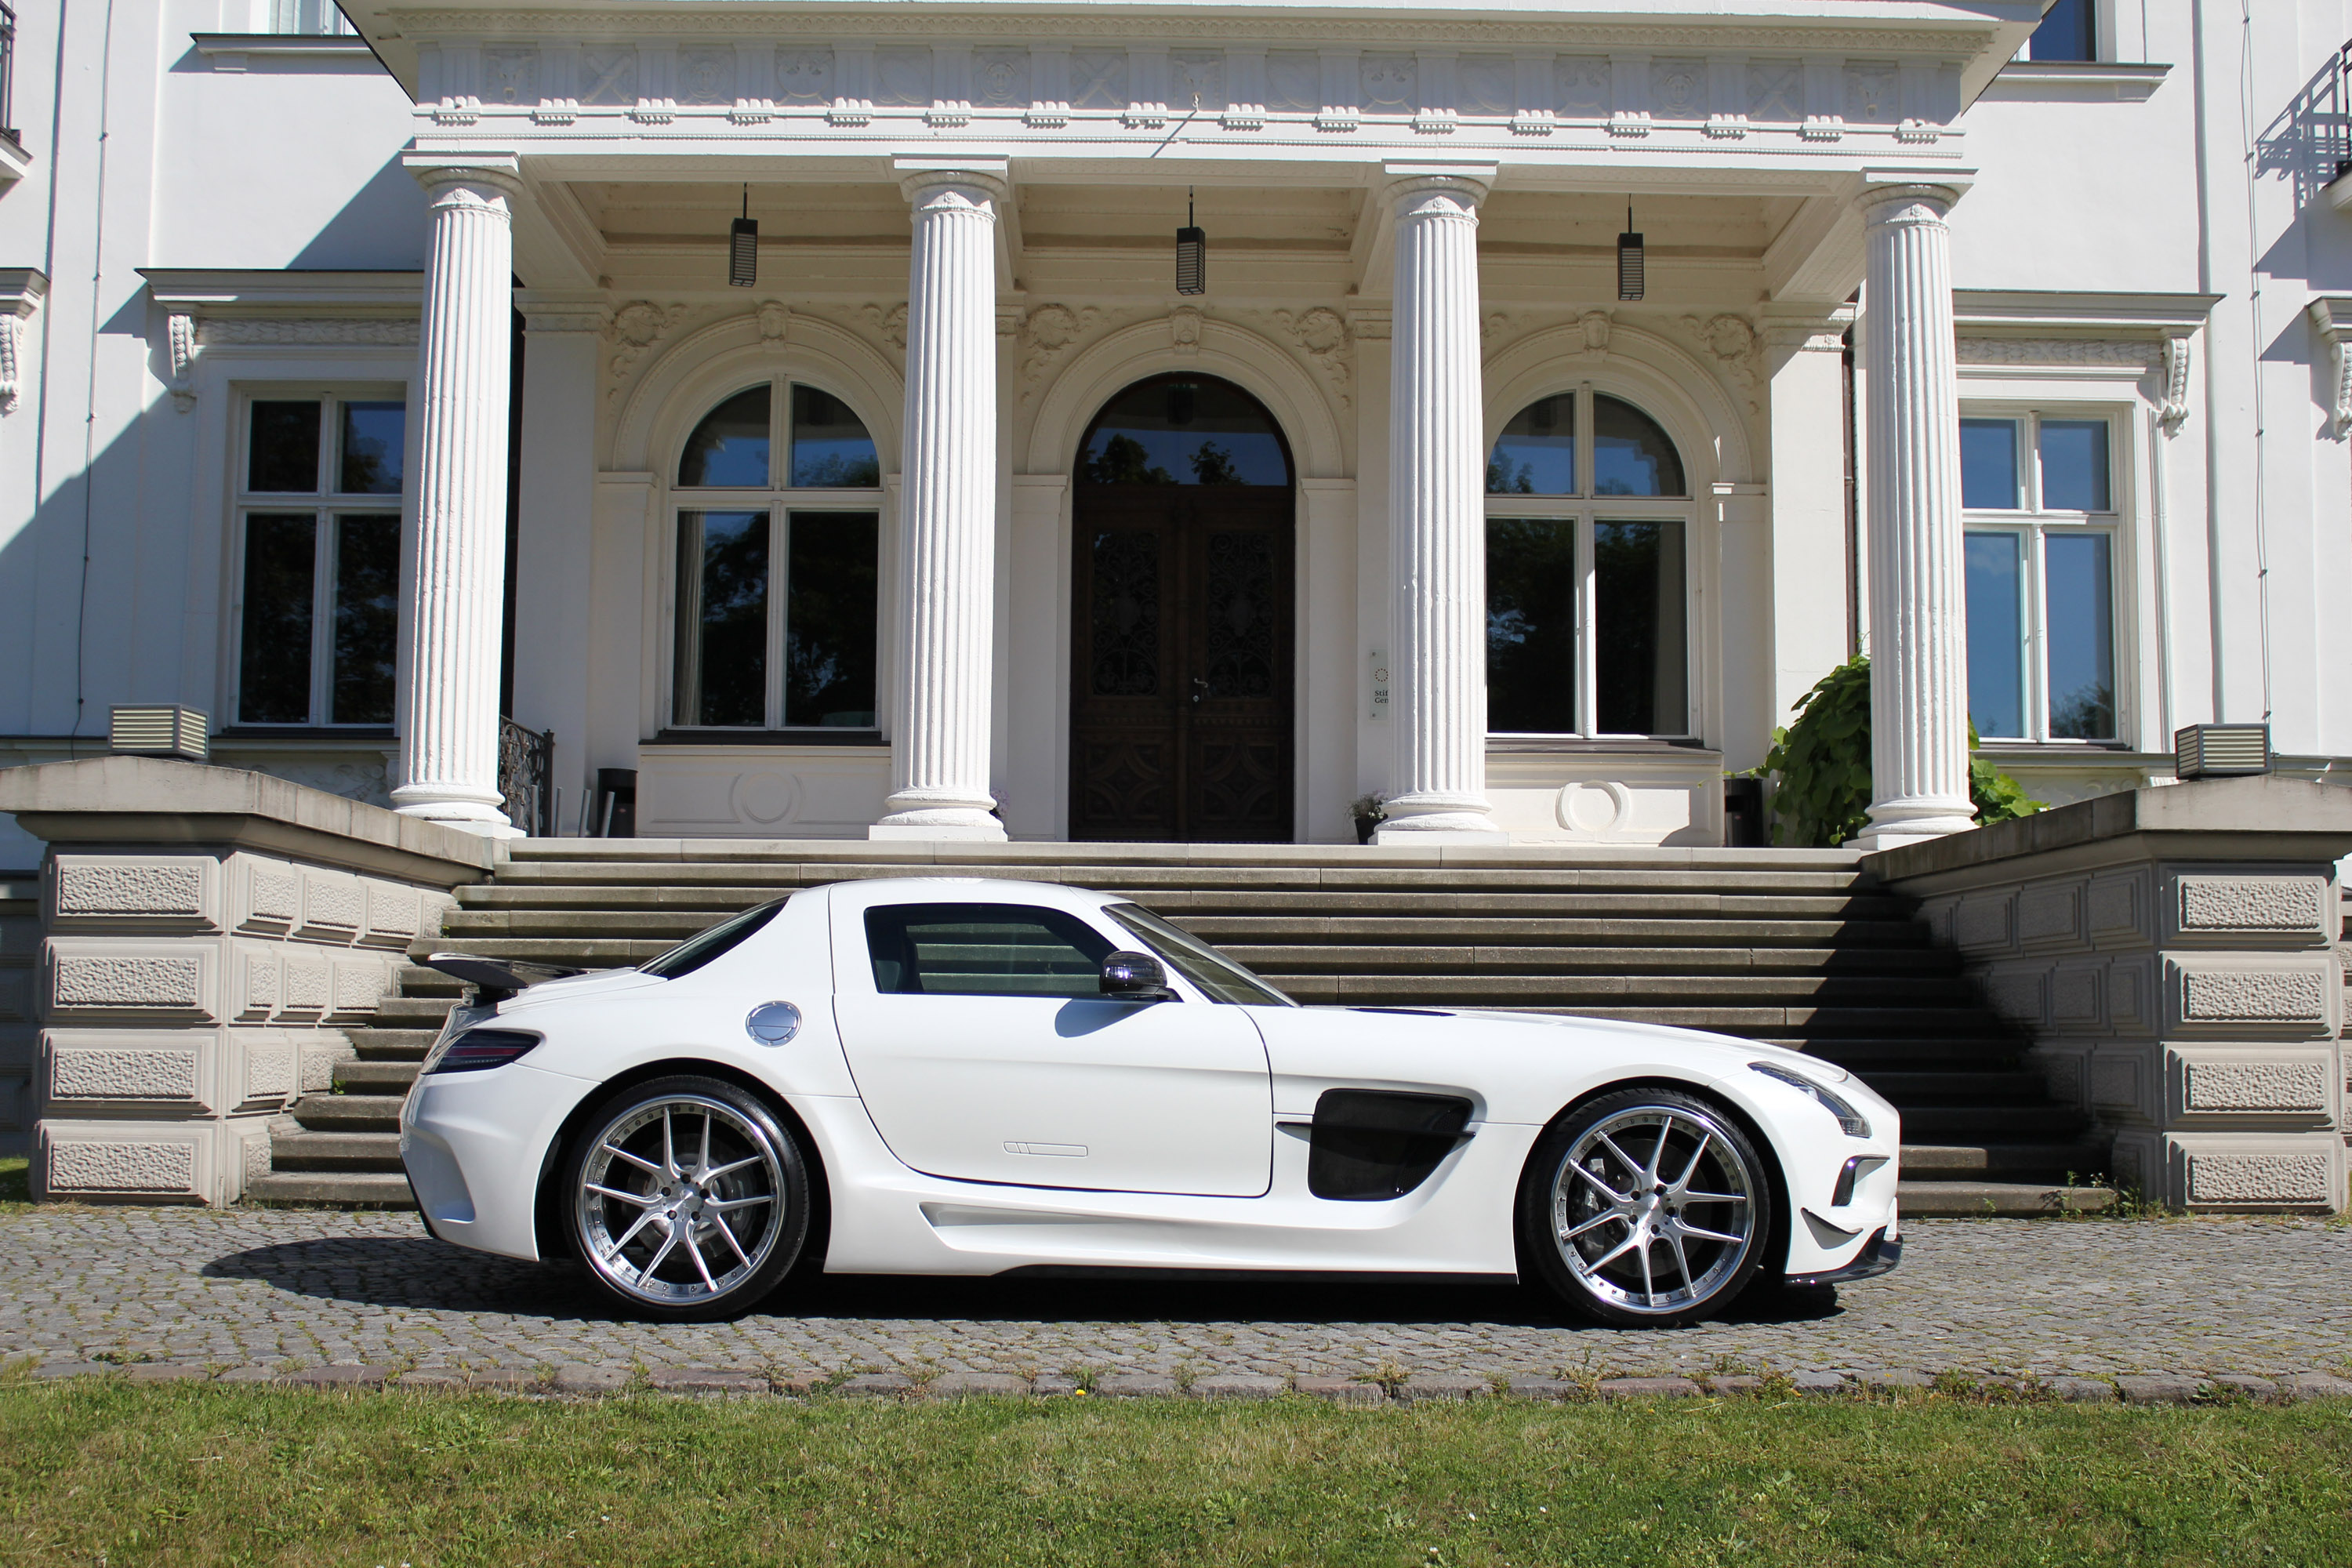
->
[452,886,1915,920]
[1894,1105,2089,1140]
[1896,1179,2115,1217]
[291,1094,406,1132]
[1860,1070,2053,1107]
[1235,945,1962,976]
[372,995,466,1026]
[462,866,1878,902]
[1898,1141,2112,1179]
[348,1029,437,1061]
[268,1128,405,1172]
[333,1058,420,1094]
[495,844,1864,873]
[244,1171,416,1209]
[1232,960,1978,1000]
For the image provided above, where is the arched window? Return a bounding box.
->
[1483,389,1693,738]
[671,380,883,733]
[1078,374,1293,487]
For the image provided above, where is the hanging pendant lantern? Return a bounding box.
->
[1617,199,1645,303]
[729,185,758,289]
[1176,188,1206,296]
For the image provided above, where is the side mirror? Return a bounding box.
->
[1098,950,1175,1002]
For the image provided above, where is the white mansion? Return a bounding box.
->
[0,1,2347,857]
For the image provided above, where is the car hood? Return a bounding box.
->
[1301,1004,1852,1083]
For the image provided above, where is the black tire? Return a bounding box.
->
[557,1074,811,1323]
[1518,1087,1775,1329]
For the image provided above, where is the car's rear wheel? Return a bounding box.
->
[1519,1087,1773,1329]
[560,1075,809,1322]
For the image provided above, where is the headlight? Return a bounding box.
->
[1749,1061,1871,1138]
[425,1028,542,1075]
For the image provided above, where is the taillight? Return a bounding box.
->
[428,1028,541,1075]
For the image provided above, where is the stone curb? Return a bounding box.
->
[17,1363,2352,1404]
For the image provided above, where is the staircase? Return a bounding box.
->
[243,843,2114,1217]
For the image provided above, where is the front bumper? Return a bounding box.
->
[1784,1227,1901,1288]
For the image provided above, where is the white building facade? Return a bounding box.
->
[0,0,2347,861]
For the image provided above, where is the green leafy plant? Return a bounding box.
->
[1761,656,1874,848]
[1969,722,2045,825]
[1761,656,2042,847]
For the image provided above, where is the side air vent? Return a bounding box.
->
[1307,1089,1474,1202]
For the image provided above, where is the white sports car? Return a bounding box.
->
[400,878,1900,1328]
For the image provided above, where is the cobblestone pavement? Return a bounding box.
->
[2,1206,2349,1385]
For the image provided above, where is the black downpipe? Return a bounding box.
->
[499,302,524,718]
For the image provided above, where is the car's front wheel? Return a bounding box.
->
[559,1075,810,1322]
[1519,1087,1773,1329]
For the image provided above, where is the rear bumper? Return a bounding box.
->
[1784,1228,1900,1288]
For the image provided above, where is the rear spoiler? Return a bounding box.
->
[423,952,588,1005]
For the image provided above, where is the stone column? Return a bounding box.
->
[393,157,524,837]
[1855,183,1976,851]
[1375,168,1504,843]
[872,162,1007,840]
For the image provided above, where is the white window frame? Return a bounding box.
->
[667,377,887,734]
[1483,383,1699,741]
[1959,405,2128,746]
[227,387,407,730]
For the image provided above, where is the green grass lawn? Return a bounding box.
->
[0,1385,2346,1566]
[0,1156,27,1207]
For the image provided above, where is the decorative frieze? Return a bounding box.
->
[1955,337,2158,368]
[401,34,1964,149]
[195,318,420,347]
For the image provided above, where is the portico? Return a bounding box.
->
[354,3,2039,849]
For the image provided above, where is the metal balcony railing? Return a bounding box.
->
[497,717,554,837]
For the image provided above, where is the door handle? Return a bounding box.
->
[1191,677,1209,706]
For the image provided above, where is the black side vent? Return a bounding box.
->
[1307,1090,1473,1202]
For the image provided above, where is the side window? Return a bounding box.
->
[864,903,1113,998]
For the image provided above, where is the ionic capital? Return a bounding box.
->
[405,152,525,206]
[895,158,1010,212]
[1854,180,1962,228]
[1383,162,1494,220]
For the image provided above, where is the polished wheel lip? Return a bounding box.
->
[575,1093,785,1306]
[1549,1103,1756,1316]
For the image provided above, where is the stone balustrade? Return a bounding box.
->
[1866,776,2352,1211]
[0,757,495,1204]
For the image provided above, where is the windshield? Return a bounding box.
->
[641,898,787,979]
[1104,903,1296,1007]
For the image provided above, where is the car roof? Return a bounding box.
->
[821,877,1127,917]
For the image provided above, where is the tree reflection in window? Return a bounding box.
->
[1079,376,1290,487]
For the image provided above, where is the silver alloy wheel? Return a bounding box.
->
[1549,1103,1757,1316]
[575,1094,786,1306]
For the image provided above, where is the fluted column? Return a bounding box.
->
[872,162,1007,840]
[1375,168,1504,843]
[392,158,524,837]
[1857,183,1976,849]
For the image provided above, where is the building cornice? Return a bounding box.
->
[1977,61,2169,103]
[139,269,426,314]
[1952,290,2222,337]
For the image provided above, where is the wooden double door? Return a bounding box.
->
[1069,485,1294,842]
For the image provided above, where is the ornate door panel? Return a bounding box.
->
[1071,488,1294,842]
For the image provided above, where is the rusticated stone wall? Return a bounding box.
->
[31,850,458,1203]
[1871,778,2352,1212]
[0,756,498,1207]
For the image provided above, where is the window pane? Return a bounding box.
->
[1485,518,1577,733]
[678,386,771,487]
[789,386,881,488]
[1964,532,2027,739]
[2028,0,2096,62]
[239,514,316,723]
[2045,532,2116,740]
[784,511,878,727]
[1961,419,2020,510]
[1592,395,1686,497]
[679,510,768,726]
[1486,394,1574,495]
[2038,420,2111,512]
[863,902,1114,998]
[1080,376,1290,486]
[337,401,405,495]
[249,402,321,493]
[330,514,400,724]
[1594,521,1687,734]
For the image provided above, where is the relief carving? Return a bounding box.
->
[1018,303,1101,402]
[1268,307,1352,408]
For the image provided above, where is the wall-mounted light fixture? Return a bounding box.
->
[1176,188,1206,296]
[729,185,758,289]
[1617,200,1645,303]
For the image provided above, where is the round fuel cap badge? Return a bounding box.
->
[744,1001,803,1046]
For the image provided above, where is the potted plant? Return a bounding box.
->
[1348,793,1388,845]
